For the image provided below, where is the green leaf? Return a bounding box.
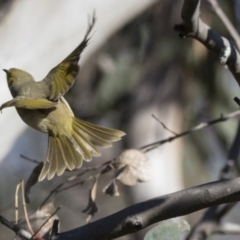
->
[144,219,190,240]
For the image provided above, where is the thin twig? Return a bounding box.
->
[20,154,40,164]
[39,161,112,208]
[15,181,21,224]
[152,114,178,136]
[56,175,95,194]
[21,179,34,235]
[40,183,64,209]
[141,109,240,151]
[30,207,61,240]
[67,160,111,180]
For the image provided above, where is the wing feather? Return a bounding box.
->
[0,97,57,111]
[41,15,95,101]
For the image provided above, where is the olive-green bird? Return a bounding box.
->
[0,17,125,181]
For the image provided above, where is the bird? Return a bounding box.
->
[0,16,125,181]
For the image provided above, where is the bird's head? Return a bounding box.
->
[3,68,34,87]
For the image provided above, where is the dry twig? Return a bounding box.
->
[141,109,240,152]
[21,179,34,235]
[15,181,21,224]
[152,114,178,136]
[30,206,61,240]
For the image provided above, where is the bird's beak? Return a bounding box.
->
[3,69,8,74]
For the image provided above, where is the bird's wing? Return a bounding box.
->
[41,15,95,101]
[0,97,57,111]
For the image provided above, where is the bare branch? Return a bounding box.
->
[175,0,240,85]
[187,120,240,239]
[56,175,95,194]
[54,177,240,240]
[39,160,113,209]
[21,179,34,235]
[68,160,111,180]
[0,214,31,239]
[207,0,240,53]
[39,184,63,210]
[152,114,178,136]
[20,154,40,164]
[141,109,240,151]
[15,181,21,225]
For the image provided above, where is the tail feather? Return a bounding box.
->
[64,136,83,168]
[72,131,92,160]
[57,137,74,171]
[48,137,57,179]
[72,122,101,157]
[55,138,68,176]
[74,122,111,148]
[39,162,49,181]
[39,136,55,181]
[74,119,124,148]
[75,118,125,142]
[38,117,125,181]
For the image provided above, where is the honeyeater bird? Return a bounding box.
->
[0,17,125,181]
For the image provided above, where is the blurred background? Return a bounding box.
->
[0,0,240,239]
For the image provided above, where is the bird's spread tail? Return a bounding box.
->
[38,118,125,181]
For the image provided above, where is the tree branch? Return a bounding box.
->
[187,121,240,240]
[175,0,240,85]
[54,177,240,240]
[207,0,240,53]
[175,1,240,238]
[0,214,31,239]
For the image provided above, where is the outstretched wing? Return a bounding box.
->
[41,15,96,101]
[0,97,57,111]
